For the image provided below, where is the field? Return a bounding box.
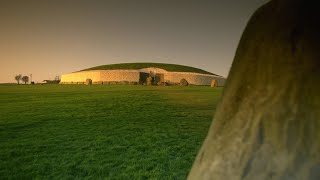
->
[0,85,222,179]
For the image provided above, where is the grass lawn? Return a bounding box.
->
[0,85,222,179]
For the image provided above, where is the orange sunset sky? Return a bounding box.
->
[0,0,268,83]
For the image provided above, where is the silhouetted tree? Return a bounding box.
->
[21,76,29,84]
[54,75,60,81]
[15,74,22,84]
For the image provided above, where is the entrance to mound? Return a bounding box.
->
[154,73,164,84]
[139,72,149,84]
[139,71,164,85]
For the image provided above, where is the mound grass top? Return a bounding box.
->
[81,63,220,76]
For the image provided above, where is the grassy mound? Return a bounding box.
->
[81,63,219,76]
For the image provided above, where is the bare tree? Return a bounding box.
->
[54,75,60,81]
[21,76,29,84]
[14,74,22,84]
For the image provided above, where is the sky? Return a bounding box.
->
[0,0,269,83]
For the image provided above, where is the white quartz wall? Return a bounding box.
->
[60,70,140,83]
[60,69,226,86]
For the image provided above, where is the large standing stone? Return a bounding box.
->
[210,79,218,88]
[180,78,188,86]
[85,79,92,85]
[146,77,153,86]
[188,0,320,179]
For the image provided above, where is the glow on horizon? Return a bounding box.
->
[0,0,269,83]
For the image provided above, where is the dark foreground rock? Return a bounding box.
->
[188,0,320,179]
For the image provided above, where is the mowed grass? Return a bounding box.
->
[0,85,222,179]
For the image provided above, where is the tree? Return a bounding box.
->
[54,75,60,81]
[188,0,320,179]
[21,76,29,84]
[15,74,22,84]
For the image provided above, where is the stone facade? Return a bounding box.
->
[60,70,140,84]
[60,67,226,86]
[163,72,225,86]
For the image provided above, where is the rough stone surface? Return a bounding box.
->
[129,82,138,85]
[85,79,92,85]
[60,69,225,86]
[210,79,217,87]
[180,78,188,86]
[118,81,129,85]
[157,82,167,86]
[164,72,225,86]
[146,77,153,86]
[109,81,117,85]
[188,1,320,180]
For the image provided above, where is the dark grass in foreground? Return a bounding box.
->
[0,85,222,179]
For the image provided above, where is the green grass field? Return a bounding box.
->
[0,85,222,179]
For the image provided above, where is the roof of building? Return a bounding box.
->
[80,63,222,76]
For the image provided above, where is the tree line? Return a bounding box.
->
[14,74,29,84]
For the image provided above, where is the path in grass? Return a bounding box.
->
[0,85,222,179]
